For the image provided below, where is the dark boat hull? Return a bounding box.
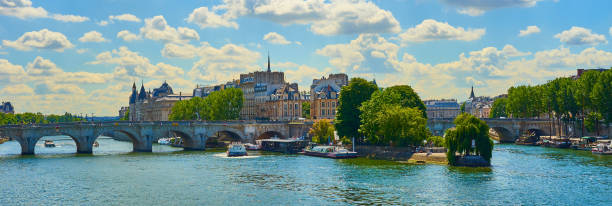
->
[303,151,358,159]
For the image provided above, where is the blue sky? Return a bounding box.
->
[1,0,612,116]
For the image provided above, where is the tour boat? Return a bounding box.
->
[157,138,171,145]
[592,142,612,155]
[227,143,248,157]
[244,143,261,150]
[44,140,55,147]
[303,145,358,159]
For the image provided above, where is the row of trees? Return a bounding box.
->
[0,112,83,125]
[169,88,244,121]
[334,78,430,147]
[491,69,612,135]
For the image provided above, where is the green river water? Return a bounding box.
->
[0,136,610,205]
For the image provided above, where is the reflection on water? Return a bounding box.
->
[0,141,611,205]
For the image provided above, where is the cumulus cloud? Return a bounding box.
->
[186,43,261,82]
[76,49,88,54]
[97,20,109,26]
[554,26,607,45]
[140,15,200,43]
[440,0,542,16]
[198,0,401,35]
[117,30,141,42]
[0,84,34,95]
[519,25,540,37]
[3,29,74,52]
[0,58,26,83]
[263,32,293,45]
[109,13,141,22]
[52,14,89,22]
[78,31,109,43]
[316,34,399,73]
[398,19,485,43]
[89,46,185,79]
[0,0,88,22]
[34,81,85,95]
[186,6,238,29]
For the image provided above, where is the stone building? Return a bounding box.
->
[259,83,309,121]
[128,81,191,121]
[464,86,494,119]
[310,74,348,120]
[239,55,285,120]
[0,101,14,114]
[424,99,460,119]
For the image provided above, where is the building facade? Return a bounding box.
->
[464,86,494,119]
[128,81,191,121]
[0,101,14,114]
[259,83,309,121]
[239,55,286,120]
[310,74,348,120]
[424,99,460,119]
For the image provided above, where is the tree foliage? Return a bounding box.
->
[169,88,244,121]
[0,112,82,125]
[489,97,507,118]
[335,78,378,139]
[120,108,129,121]
[359,85,427,146]
[302,101,311,119]
[445,113,494,165]
[309,119,335,144]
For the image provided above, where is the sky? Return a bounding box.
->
[1,0,612,116]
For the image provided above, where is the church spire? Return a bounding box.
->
[469,85,475,99]
[267,51,271,72]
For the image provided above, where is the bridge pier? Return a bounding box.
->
[183,134,207,151]
[133,135,152,152]
[18,137,36,155]
[75,136,96,154]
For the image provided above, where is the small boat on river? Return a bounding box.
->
[227,142,247,157]
[592,140,612,155]
[303,145,358,159]
[244,143,261,150]
[44,140,55,147]
[157,138,171,145]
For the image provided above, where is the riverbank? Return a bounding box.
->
[403,152,448,165]
[0,137,8,144]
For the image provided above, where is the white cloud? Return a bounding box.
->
[263,32,292,45]
[97,20,109,26]
[0,0,88,22]
[0,58,26,83]
[187,43,261,82]
[117,30,141,42]
[398,19,485,43]
[316,34,399,73]
[519,25,540,37]
[161,43,199,59]
[554,26,607,46]
[3,29,74,52]
[52,14,89,22]
[0,84,34,95]
[441,0,542,16]
[89,46,185,79]
[208,0,401,35]
[78,31,109,43]
[76,49,88,54]
[35,81,85,95]
[140,15,200,43]
[186,6,238,29]
[109,13,141,22]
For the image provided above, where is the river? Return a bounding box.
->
[0,136,610,205]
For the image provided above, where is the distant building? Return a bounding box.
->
[573,68,609,79]
[259,83,309,121]
[424,99,460,119]
[310,73,348,120]
[464,86,494,119]
[193,80,239,98]
[129,81,191,121]
[0,101,14,114]
[239,54,286,120]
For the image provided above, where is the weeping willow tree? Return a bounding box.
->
[445,113,494,166]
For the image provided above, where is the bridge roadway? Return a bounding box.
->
[0,121,310,155]
[427,118,553,142]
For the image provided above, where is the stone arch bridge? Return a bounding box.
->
[0,121,311,155]
[428,118,552,143]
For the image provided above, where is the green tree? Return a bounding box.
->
[301,101,311,119]
[359,85,427,145]
[169,88,243,121]
[335,78,378,140]
[489,97,508,118]
[445,113,494,165]
[591,69,612,127]
[575,70,600,134]
[309,119,335,144]
[371,105,429,146]
[426,136,445,147]
[460,102,466,113]
[120,108,129,121]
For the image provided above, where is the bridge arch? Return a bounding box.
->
[256,131,285,140]
[490,126,515,143]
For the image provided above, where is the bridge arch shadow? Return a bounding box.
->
[94,129,142,153]
[256,131,285,140]
[490,127,515,143]
[206,130,243,148]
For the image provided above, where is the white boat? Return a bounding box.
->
[157,138,171,145]
[44,140,55,147]
[592,141,612,155]
[244,143,261,150]
[227,142,247,157]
